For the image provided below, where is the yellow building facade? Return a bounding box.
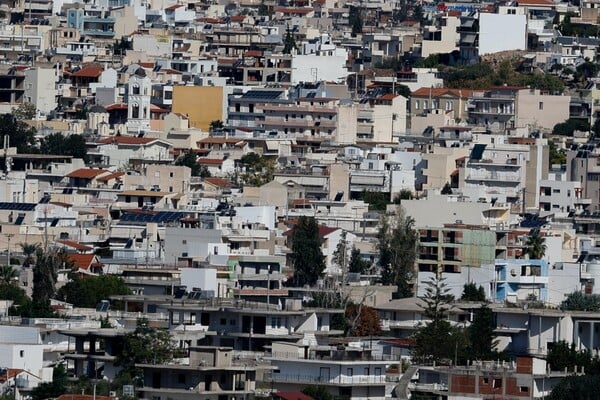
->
[172,86,223,131]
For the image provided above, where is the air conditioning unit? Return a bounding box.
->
[109,391,116,397]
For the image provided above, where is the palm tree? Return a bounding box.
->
[524,231,546,260]
[0,265,18,285]
[20,243,40,268]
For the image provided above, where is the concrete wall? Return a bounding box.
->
[479,13,527,55]
[172,86,224,131]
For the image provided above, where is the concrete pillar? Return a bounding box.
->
[591,322,595,352]
[575,321,580,350]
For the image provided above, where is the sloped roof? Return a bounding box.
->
[66,168,109,179]
[411,87,478,98]
[204,177,234,188]
[274,392,315,400]
[198,158,224,165]
[57,240,93,252]
[66,253,97,270]
[97,136,157,145]
[70,66,103,78]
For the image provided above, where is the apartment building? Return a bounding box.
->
[461,136,548,208]
[417,224,497,276]
[268,341,392,400]
[467,86,570,132]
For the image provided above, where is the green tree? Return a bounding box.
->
[358,190,389,211]
[57,275,131,308]
[12,103,36,120]
[348,247,370,274]
[257,0,269,16]
[209,120,224,133]
[29,249,68,317]
[238,152,275,186]
[468,305,498,360]
[461,282,486,301]
[175,151,201,176]
[524,230,546,259]
[0,265,17,285]
[413,276,467,364]
[0,282,31,315]
[302,385,333,400]
[561,291,600,311]
[420,276,454,322]
[552,118,590,136]
[116,318,176,376]
[441,182,453,195]
[549,141,566,166]
[346,303,381,336]
[40,133,88,161]
[30,364,68,400]
[289,216,326,287]
[332,230,349,280]
[549,375,600,400]
[349,5,363,36]
[20,243,40,268]
[0,111,37,153]
[378,208,418,297]
[283,27,297,54]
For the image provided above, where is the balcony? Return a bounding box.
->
[269,374,387,386]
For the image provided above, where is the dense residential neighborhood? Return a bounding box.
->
[2,0,600,399]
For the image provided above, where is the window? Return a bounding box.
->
[520,386,529,393]
[169,172,174,178]
[20,350,24,357]
[483,378,489,384]
[220,318,227,325]
[132,84,140,95]
[493,378,502,389]
[347,368,353,377]
[178,374,186,384]
[230,319,236,325]
[415,100,419,110]
[539,101,544,110]
[132,103,139,118]
[423,100,428,109]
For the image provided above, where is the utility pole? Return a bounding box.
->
[6,233,12,266]
[43,207,48,253]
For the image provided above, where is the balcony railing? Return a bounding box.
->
[269,374,387,385]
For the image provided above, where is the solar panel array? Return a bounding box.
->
[241,90,283,100]
[0,202,37,211]
[120,211,190,224]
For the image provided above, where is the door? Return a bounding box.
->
[319,367,330,383]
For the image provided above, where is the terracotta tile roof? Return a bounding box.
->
[150,104,170,113]
[160,68,182,74]
[230,15,245,22]
[96,171,125,182]
[138,62,154,68]
[0,369,24,382]
[105,103,128,111]
[57,240,93,252]
[204,177,234,188]
[275,7,312,14]
[98,136,156,145]
[411,87,478,98]
[70,66,103,78]
[196,17,223,23]
[274,392,315,400]
[198,158,224,165]
[66,168,109,179]
[244,50,263,57]
[66,253,97,270]
[198,137,244,144]
[377,93,397,101]
[165,4,184,10]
